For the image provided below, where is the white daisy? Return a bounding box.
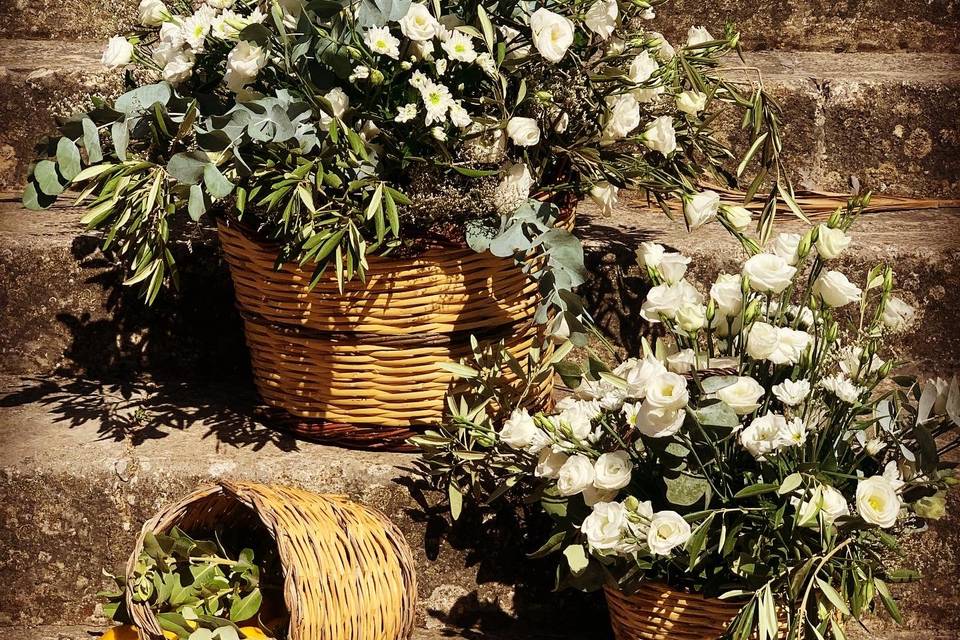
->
[441,30,477,63]
[395,103,418,123]
[365,26,400,59]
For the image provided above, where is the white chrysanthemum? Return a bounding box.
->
[772,379,810,406]
[475,52,498,77]
[820,374,862,404]
[777,417,809,447]
[420,80,454,125]
[449,101,471,128]
[441,30,478,63]
[394,103,418,123]
[182,6,217,51]
[739,413,787,460]
[365,26,400,59]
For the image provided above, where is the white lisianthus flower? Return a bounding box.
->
[658,252,691,284]
[212,8,264,40]
[613,355,667,398]
[743,253,797,293]
[628,50,658,84]
[138,0,168,26]
[812,271,862,307]
[529,8,575,63]
[820,374,862,404]
[740,413,787,460]
[589,181,619,216]
[637,242,666,269]
[686,25,713,47]
[647,511,691,555]
[449,102,472,128]
[640,280,703,322]
[557,455,596,496]
[400,2,439,41]
[500,409,543,451]
[277,0,304,27]
[640,115,676,155]
[710,273,743,317]
[883,460,906,491]
[648,31,675,61]
[771,232,802,266]
[770,328,811,365]
[491,162,533,214]
[635,403,685,438]
[420,80,454,125]
[535,448,568,479]
[584,0,618,39]
[821,485,851,524]
[394,103,418,123]
[161,51,195,85]
[882,297,915,332]
[506,116,541,146]
[816,225,851,260]
[716,376,764,415]
[676,90,707,115]
[319,87,349,130]
[101,36,134,69]
[777,417,809,447]
[602,93,641,144]
[224,40,267,92]
[475,52,498,77]
[722,205,752,232]
[746,322,780,361]
[856,476,901,528]
[643,372,689,410]
[365,25,401,59]
[676,303,707,333]
[683,190,720,229]
[593,451,633,491]
[581,501,626,551]
[772,379,811,406]
[499,25,531,59]
[441,30,478,63]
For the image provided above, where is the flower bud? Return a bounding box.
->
[828,206,843,228]
[346,46,363,60]
[878,360,893,378]
[369,69,385,85]
[743,299,762,324]
[535,90,554,103]
[883,267,894,293]
[825,322,839,343]
[914,493,947,520]
[741,275,751,296]
[797,228,815,260]
[705,299,716,323]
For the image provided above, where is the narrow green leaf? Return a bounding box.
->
[228,587,262,622]
[448,483,463,520]
[816,578,851,617]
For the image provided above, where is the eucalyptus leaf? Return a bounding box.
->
[56,137,82,180]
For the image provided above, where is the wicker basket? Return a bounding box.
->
[605,583,751,640]
[218,210,571,450]
[125,481,417,640]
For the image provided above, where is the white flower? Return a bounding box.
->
[491,162,533,214]
[581,501,626,551]
[882,460,906,491]
[277,0,303,27]
[101,36,133,69]
[771,328,811,365]
[207,0,233,8]
[628,50,658,84]
[772,379,810,406]
[499,25,531,59]
[211,8,264,40]
[635,403,685,438]
[441,30,478,63]
[365,25,401,59]
[658,252,691,284]
[856,476,901,528]
[500,409,545,452]
[400,2,439,41]
[746,322,780,361]
[816,225,851,260]
[431,126,447,141]
[589,182,619,216]
[634,84,665,104]
[882,297,915,332]
[640,116,676,155]
[643,372,689,410]
[613,355,667,398]
[395,103,418,123]
[676,90,707,116]
[710,273,743,317]
[676,303,707,333]
[716,376,764,415]
[743,253,797,294]
[647,511,691,555]
[446,101,471,129]
[641,280,703,322]
[602,93,641,144]
[224,40,267,92]
[686,25,713,47]
[319,87,349,130]
[506,116,541,147]
[821,485,850,524]
[740,413,787,460]
[594,451,633,491]
[637,242,665,270]
[777,417,809,447]
[584,0,618,39]
[820,374,862,404]
[160,50,195,84]
[648,32,675,61]
[420,80,454,125]
[770,232,801,266]
[557,455,596,496]
[535,448,568,479]
[138,0,168,26]
[475,52,498,77]
[529,8,575,63]
[722,205,752,232]
[182,7,216,51]
[813,271,862,307]
[683,190,720,229]
[555,399,602,441]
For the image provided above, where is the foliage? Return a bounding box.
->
[414,195,960,639]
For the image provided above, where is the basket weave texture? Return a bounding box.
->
[125,481,417,640]
[218,212,569,449]
[605,583,749,640]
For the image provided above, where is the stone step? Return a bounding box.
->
[2,0,958,53]
[2,39,959,196]
[0,374,957,639]
[2,191,958,380]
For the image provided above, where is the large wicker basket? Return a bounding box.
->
[218,212,568,450]
[604,583,751,640]
[125,481,417,640]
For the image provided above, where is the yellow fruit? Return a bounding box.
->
[98,626,140,640]
[239,627,271,640]
[162,632,177,640]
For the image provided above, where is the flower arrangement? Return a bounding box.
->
[415,195,960,639]
[24,0,795,332]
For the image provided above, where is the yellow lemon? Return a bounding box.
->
[239,627,271,640]
[98,626,140,640]
[162,632,178,640]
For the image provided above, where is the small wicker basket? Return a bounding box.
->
[218,208,572,450]
[604,582,748,640]
[125,481,417,640]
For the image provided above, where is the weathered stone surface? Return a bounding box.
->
[3,0,959,52]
